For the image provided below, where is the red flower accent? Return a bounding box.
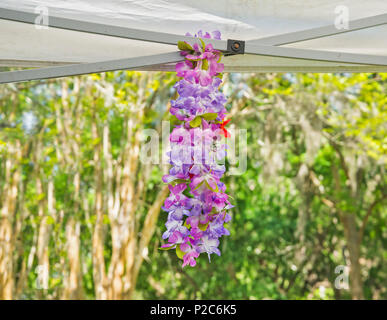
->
[220,119,231,138]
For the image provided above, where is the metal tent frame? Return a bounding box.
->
[1,7,387,83]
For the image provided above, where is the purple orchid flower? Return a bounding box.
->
[187,213,209,229]
[164,183,187,209]
[181,243,200,267]
[161,30,232,268]
[198,235,221,261]
[206,215,230,238]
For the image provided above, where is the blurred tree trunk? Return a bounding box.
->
[332,161,364,300]
[1,73,172,299]
[92,118,108,299]
[100,76,168,299]
[57,80,85,299]
[0,141,21,299]
[341,213,364,299]
[294,163,313,264]
[127,185,168,299]
[63,217,83,299]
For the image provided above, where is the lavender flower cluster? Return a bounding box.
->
[161,31,233,267]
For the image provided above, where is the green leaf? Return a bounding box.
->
[176,245,186,259]
[36,193,45,201]
[198,222,209,231]
[183,220,191,229]
[103,214,110,225]
[199,38,206,50]
[193,180,204,190]
[44,146,55,156]
[43,118,55,127]
[190,116,202,128]
[46,216,55,225]
[159,245,175,251]
[170,114,183,124]
[205,180,219,193]
[186,56,201,62]
[170,179,188,186]
[202,59,209,70]
[177,41,193,51]
[201,113,218,121]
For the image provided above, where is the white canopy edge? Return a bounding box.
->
[1,3,387,83]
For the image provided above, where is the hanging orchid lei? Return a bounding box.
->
[160,30,233,267]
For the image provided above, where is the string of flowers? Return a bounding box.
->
[160,30,233,267]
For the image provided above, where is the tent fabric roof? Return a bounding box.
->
[1,0,387,79]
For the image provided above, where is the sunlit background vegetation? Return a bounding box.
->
[0,71,386,300]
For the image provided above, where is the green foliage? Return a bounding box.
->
[0,71,385,300]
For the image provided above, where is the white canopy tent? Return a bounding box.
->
[1,0,387,83]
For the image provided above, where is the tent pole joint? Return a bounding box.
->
[227,39,245,54]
